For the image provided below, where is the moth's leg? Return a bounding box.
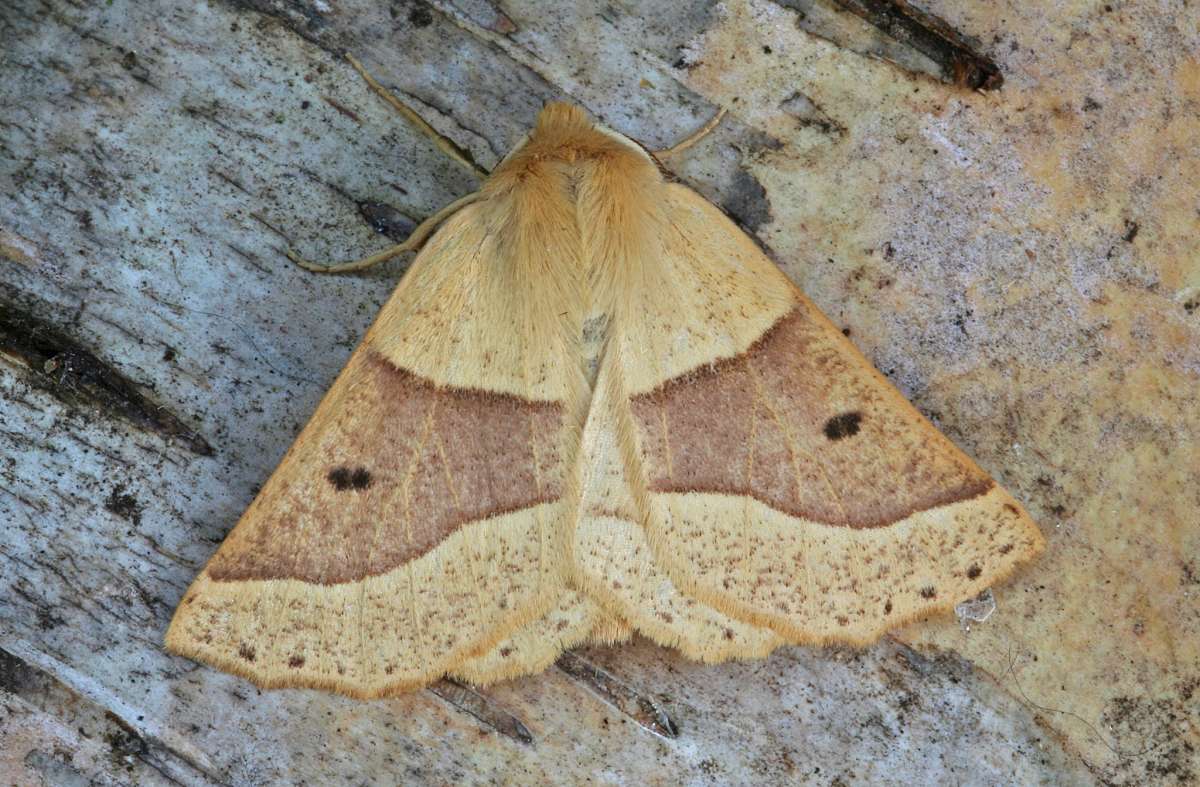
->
[286,192,481,273]
[654,107,727,160]
[345,54,488,179]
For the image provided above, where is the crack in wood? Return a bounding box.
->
[0,646,225,786]
[0,287,214,456]
[444,0,518,35]
[828,0,1002,90]
[0,646,43,694]
[426,678,535,746]
[555,652,679,739]
[10,582,68,632]
[217,0,337,53]
[321,94,362,124]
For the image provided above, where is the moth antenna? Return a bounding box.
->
[283,52,492,275]
[286,192,481,274]
[345,53,489,179]
[654,107,727,160]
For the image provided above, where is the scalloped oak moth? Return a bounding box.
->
[165,104,1044,697]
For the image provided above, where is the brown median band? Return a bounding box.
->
[207,350,565,584]
[630,305,993,528]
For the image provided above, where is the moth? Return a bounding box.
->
[166,103,1044,697]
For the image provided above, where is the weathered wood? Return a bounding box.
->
[2,0,1196,784]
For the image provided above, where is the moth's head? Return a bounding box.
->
[485,102,660,192]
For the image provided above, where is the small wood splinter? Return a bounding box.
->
[167,76,1044,699]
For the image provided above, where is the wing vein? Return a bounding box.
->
[746,358,851,526]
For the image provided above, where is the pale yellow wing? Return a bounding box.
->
[607,183,1045,646]
[166,188,589,697]
[451,592,632,686]
[451,589,635,686]
[449,591,604,686]
[572,351,786,662]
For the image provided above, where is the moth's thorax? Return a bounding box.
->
[488,103,656,175]
[483,104,663,209]
[474,104,671,351]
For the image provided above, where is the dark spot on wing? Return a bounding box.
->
[884,599,893,614]
[288,655,305,668]
[327,465,372,491]
[238,643,256,662]
[823,411,863,440]
[919,586,937,599]
[966,564,982,579]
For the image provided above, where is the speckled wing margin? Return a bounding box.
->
[449,591,630,686]
[165,186,590,698]
[611,183,1046,645]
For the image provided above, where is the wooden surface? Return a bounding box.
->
[2,0,1196,784]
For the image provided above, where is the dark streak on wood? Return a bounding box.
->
[0,646,223,786]
[427,678,535,746]
[829,0,1003,90]
[207,166,254,197]
[0,287,214,456]
[555,651,679,739]
[358,201,418,242]
[322,94,362,123]
[217,0,340,55]
[0,646,44,694]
